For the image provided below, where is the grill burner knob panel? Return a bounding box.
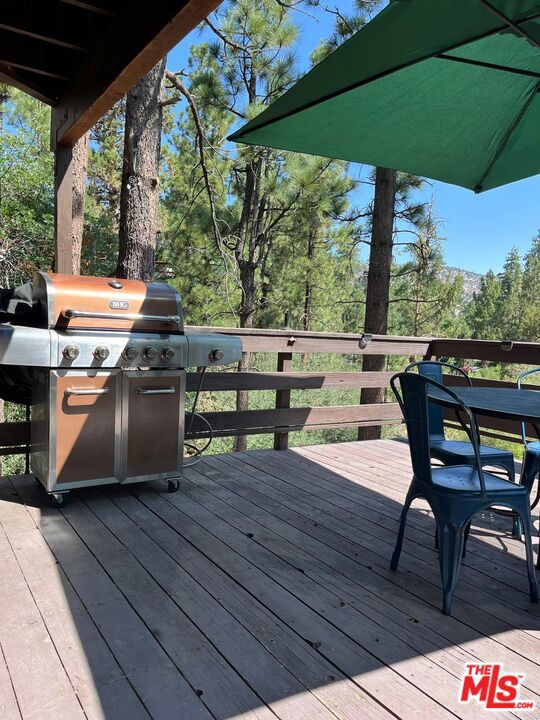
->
[143,346,158,362]
[161,347,176,362]
[209,348,224,364]
[93,345,110,361]
[122,346,139,361]
[63,345,80,361]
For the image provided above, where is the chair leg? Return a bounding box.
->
[437,521,466,615]
[462,521,471,558]
[514,503,538,602]
[391,492,415,571]
[537,512,540,572]
[512,514,522,541]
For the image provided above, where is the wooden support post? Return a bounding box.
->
[273,352,293,450]
[54,142,74,274]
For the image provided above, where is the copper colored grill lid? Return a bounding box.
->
[33,272,183,334]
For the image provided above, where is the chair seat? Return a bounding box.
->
[525,441,540,456]
[431,465,526,494]
[430,439,512,462]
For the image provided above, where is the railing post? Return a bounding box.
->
[274,352,293,450]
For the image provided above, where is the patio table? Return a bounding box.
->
[427,385,540,521]
[427,386,540,434]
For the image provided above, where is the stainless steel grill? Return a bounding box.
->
[0,272,242,505]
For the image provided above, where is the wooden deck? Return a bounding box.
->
[1,439,540,720]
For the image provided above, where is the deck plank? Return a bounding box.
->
[0,478,149,720]
[178,460,538,713]
[233,448,532,592]
[1,439,538,720]
[235,447,537,608]
[196,453,540,689]
[0,524,86,720]
[75,490,331,720]
[106,489,394,720]
[238,447,540,639]
[0,645,21,720]
[13,477,213,720]
[135,486,454,720]
[289,443,537,573]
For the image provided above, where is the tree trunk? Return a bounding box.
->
[303,226,316,333]
[71,131,90,274]
[358,166,396,441]
[117,58,166,281]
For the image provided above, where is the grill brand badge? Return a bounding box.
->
[109,299,129,310]
[459,663,534,711]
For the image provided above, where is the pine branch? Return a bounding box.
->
[165,70,223,257]
[204,17,249,52]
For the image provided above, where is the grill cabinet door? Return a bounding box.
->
[123,370,184,483]
[53,370,121,489]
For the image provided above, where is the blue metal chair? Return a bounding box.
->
[516,368,540,565]
[390,372,537,615]
[405,361,516,482]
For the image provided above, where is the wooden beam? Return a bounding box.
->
[60,0,117,17]
[54,143,74,274]
[430,337,540,364]
[186,403,402,439]
[0,29,76,81]
[0,66,57,104]
[186,325,432,356]
[185,370,396,392]
[0,421,30,447]
[52,0,223,146]
[274,352,293,450]
[0,2,96,52]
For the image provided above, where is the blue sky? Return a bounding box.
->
[168,2,540,276]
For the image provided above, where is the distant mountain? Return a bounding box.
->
[440,266,483,302]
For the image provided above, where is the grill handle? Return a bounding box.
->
[62,309,181,326]
[64,387,111,397]
[135,386,176,396]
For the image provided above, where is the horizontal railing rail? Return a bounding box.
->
[0,329,538,460]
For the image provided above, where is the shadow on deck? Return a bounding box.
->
[1,439,539,720]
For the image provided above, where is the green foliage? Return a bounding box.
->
[0,89,54,284]
[84,102,125,275]
[467,236,540,342]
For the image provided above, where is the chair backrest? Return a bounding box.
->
[405,360,472,441]
[390,372,486,495]
[517,367,540,445]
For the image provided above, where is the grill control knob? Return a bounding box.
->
[93,345,110,361]
[63,345,80,361]
[208,348,224,364]
[143,346,158,362]
[122,346,139,361]
[161,346,176,362]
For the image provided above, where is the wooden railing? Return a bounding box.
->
[184,327,430,447]
[0,328,538,461]
[183,328,540,448]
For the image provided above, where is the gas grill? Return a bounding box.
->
[0,272,242,505]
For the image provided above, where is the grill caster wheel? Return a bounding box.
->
[51,492,68,508]
[167,479,180,493]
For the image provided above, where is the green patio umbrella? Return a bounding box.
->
[229,0,540,192]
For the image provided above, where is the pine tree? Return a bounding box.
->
[520,234,540,341]
[497,246,523,340]
[467,270,501,340]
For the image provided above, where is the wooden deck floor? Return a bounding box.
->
[1,439,540,720]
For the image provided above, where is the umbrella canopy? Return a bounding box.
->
[229,0,540,192]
